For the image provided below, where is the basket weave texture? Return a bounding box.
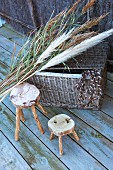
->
[28,42,108,109]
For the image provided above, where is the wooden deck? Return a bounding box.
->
[0,24,113,170]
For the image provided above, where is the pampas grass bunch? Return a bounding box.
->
[0,0,113,101]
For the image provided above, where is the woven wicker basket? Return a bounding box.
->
[28,42,108,109]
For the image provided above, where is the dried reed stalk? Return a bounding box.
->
[82,0,96,13]
[67,0,81,14]
[71,14,107,36]
[63,32,96,50]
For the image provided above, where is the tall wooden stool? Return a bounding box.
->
[48,114,79,156]
[10,82,47,141]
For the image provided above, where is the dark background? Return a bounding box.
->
[0,0,113,70]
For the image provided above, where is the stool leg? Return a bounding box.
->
[36,98,48,115]
[20,109,25,122]
[73,130,79,141]
[59,136,63,156]
[31,105,44,134]
[15,108,21,141]
[50,132,54,140]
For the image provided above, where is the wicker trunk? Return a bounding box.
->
[28,42,108,110]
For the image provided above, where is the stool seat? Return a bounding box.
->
[10,82,47,141]
[10,83,40,108]
[48,114,75,136]
[48,114,79,156]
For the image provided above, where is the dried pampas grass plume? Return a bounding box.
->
[39,29,113,71]
[36,28,74,63]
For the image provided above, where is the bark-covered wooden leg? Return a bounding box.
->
[50,132,54,140]
[15,108,21,141]
[59,136,63,156]
[36,97,48,115]
[20,109,25,122]
[73,130,79,141]
[37,101,48,115]
[31,105,44,134]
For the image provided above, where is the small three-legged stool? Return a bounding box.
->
[10,82,47,141]
[48,114,79,156]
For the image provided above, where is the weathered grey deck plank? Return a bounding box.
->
[0,24,26,46]
[0,131,32,170]
[2,96,106,170]
[0,47,110,169]
[0,47,12,81]
[0,46,68,170]
[0,34,21,54]
[68,108,113,142]
[0,46,108,169]
[0,46,106,169]
[101,95,113,118]
[0,102,68,170]
[105,80,113,98]
[0,24,113,170]
[107,72,113,82]
[0,46,12,67]
[39,106,113,170]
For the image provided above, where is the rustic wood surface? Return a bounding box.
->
[0,102,67,170]
[31,105,44,134]
[10,83,40,107]
[0,131,32,170]
[48,114,75,136]
[0,24,113,169]
[48,114,79,155]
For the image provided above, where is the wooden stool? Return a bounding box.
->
[10,82,47,141]
[48,114,79,156]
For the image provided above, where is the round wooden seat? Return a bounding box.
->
[48,114,79,156]
[10,83,40,108]
[10,82,47,141]
[48,114,75,136]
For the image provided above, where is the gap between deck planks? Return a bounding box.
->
[0,50,106,169]
[0,102,68,170]
[36,105,113,170]
[0,26,69,170]
[0,24,26,46]
[0,131,32,170]
[2,96,107,170]
[0,43,109,170]
[0,23,113,170]
[0,34,21,54]
[107,72,113,82]
[0,52,107,169]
